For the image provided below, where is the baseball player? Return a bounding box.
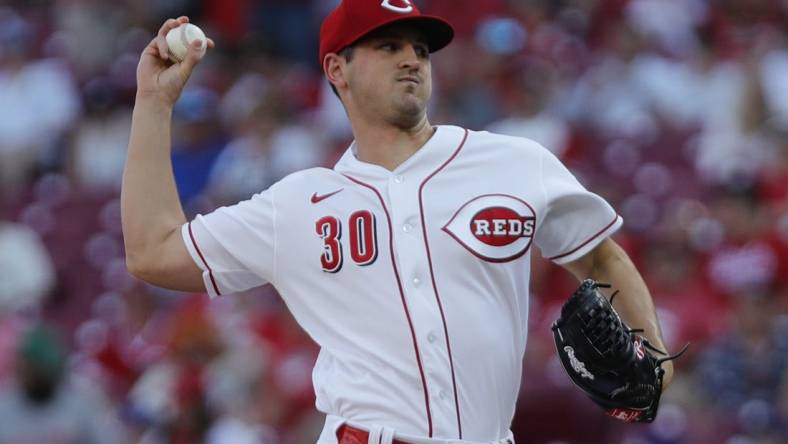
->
[122,1,674,443]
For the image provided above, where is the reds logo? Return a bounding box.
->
[381,0,414,14]
[443,194,536,262]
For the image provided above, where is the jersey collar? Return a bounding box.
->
[334,125,466,181]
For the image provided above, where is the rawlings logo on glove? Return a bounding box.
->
[552,279,688,423]
[563,346,594,380]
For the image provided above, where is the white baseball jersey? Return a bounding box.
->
[182,125,622,442]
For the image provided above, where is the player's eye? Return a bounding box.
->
[415,44,429,58]
[379,42,398,51]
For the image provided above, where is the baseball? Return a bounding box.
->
[165,23,207,63]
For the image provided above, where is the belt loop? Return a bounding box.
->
[380,426,395,444]
[367,425,380,444]
[367,425,395,444]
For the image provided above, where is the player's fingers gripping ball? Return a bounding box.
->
[165,23,207,63]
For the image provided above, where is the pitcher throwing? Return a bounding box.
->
[122,1,674,442]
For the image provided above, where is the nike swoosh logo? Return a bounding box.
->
[311,188,344,204]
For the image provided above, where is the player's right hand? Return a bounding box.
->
[135,16,215,107]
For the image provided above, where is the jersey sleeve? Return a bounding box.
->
[181,189,277,298]
[534,149,622,264]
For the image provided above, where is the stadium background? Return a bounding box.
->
[0,0,786,442]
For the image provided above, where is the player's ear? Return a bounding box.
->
[324,53,348,91]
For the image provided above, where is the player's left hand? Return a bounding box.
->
[552,280,688,423]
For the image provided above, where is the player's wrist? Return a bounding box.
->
[134,92,176,114]
[660,360,674,390]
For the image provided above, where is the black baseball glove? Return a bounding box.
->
[551,279,687,423]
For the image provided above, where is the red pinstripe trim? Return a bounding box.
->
[418,128,468,438]
[188,222,221,296]
[548,215,621,261]
[343,173,433,437]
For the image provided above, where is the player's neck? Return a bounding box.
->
[351,117,435,171]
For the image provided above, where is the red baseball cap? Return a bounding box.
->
[319,0,454,67]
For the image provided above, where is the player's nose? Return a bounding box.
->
[397,43,422,69]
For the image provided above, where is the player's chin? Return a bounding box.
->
[395,95,425,114]
[390,99,426,127]
[395,88,427,108]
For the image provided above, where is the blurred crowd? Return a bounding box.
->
[0,0,786,443]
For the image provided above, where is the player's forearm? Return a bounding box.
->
[583,241,666,351]
[579,240,674,387]
[121,95,187,272]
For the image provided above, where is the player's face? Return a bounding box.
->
[345,25,432,128]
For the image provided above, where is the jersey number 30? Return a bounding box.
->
[315,211,378,273]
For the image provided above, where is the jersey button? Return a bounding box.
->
[412,277,421,287]
[402,223,413,233]
[394,175,404,183]
[427,332,437,343]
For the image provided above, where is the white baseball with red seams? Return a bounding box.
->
[181,126,622,443]
[165,23,206,62]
